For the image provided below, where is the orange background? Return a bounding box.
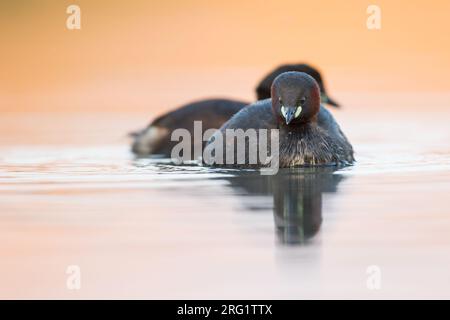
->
[1,0,450,113]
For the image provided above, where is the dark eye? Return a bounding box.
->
[299,97,306,105]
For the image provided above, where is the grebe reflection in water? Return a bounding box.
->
[221,167,345,245]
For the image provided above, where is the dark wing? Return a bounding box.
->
[132,98,248,156]
[317,106,354,163]
[217,99,276,132]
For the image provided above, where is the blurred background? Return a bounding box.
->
[2,0,450,299]
[1,0,450,114]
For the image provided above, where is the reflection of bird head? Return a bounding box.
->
[221,167,344,245]
[272,168,343,244]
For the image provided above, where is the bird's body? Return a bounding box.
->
[131,64,341,157]
[131,98,246,156]
[207,72,354,168]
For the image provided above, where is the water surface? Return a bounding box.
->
[1,108,450,299]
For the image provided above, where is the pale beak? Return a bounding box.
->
[281,106,297,125]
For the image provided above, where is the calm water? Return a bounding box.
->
[1,107,450,299]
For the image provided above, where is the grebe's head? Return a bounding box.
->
[271,71,321,126]
[256,63,340,107]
